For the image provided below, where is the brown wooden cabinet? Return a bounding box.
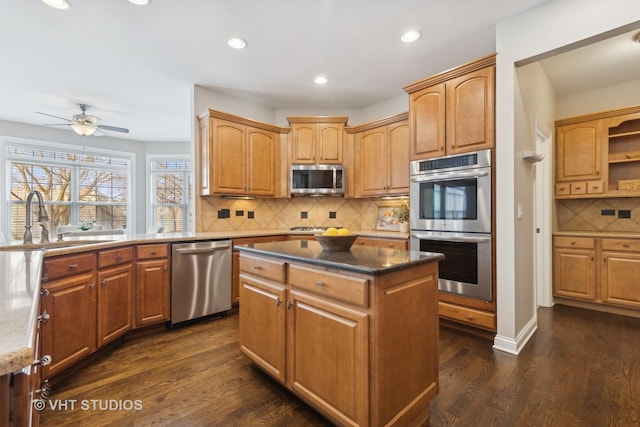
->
[288,116,348,164]
[239,250,440,426]
[404,54,495,160]
[198,109,285,197]
[347,113,409,197]
[41,252,97,378]
[552,237,597,301]
[135,244,170,327]
[554,105,640,199]
[354,236,408,249]
[601,239,640,308]
[97,247,133,346]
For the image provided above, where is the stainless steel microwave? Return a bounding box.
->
[290,164,345,195]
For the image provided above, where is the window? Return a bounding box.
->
[148,156,192,233]
[6,142,132,241]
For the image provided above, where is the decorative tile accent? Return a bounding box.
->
[556,198,640,232]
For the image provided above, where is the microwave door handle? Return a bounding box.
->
[410,169,490,183]
[332,167,337,191]
[411,233,491,244]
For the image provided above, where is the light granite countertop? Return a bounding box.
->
[0,250,43,376]
[0,229,408,376]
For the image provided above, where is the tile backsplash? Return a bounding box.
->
[196,196,389,232]
[556,198,640,232]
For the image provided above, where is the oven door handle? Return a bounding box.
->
[410,169,490,182]
[411,233,491,244]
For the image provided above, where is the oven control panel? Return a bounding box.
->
[411,149,492,174]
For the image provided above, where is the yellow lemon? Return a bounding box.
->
[324,227,339,236]
[338,228,350,236]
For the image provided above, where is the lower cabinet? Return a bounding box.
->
[135,244,170,327]
[354,236,408,249]
[553,235,640,311]
[239,252,439,426]
[97,247,134,346]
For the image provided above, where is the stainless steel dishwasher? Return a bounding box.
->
[171,240,232,326]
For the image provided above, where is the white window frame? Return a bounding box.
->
[146,154,193,233]
[1,136,135,239]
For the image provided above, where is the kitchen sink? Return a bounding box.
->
[0,239,113,251]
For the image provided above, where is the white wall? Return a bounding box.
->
[557,78,640,119]
[0,119,190,235]
[494,0,640,354]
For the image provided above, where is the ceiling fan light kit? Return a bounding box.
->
[42,0,71,10]
[70,123,97,136]
[36,103,129,137]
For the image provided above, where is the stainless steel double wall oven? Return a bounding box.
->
[409,149,493,301]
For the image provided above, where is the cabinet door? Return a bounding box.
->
[212,119,246,194]
[238,274,286,383]
[317,123,343,163]
[246,127,277,195]
[41,272,97,378]
[556,119,602,182]
[288,290,368,426]
[387,120,410,194]
[409,83,446,160]
[97,264,133,346]
[602,252,640,308]
[447,66,495,154]
[291,124,316,164]
[135,259,170,327]
[552,248,596,300]
[357,126,388,196]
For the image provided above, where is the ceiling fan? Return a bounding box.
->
[36,103,130,136]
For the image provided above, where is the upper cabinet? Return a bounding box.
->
[347,113,409,197]
[554,105,640,199]
[288,116,348,164]
[404,54,495,160]
[198,109,287,197]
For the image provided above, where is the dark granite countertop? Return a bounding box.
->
[236,240,444,275]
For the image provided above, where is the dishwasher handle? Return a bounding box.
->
[174,245,230,254]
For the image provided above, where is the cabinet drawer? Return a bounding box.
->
[354,237,408,249]
[553,236,595,249]
[43,252,96,281]
[289,264,368,307]
[586,180,604,194]
[602,239,640,252]
[439,301,496,331]
[136,244,169,260]
[239,255,286,283]
[98,246,133,269]
[555,183,570,196]
[570,182,586,195]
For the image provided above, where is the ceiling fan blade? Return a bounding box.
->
[98,124,129,133]
[35,111,72,122]
[43,123,72,127]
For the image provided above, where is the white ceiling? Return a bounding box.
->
[0,0,637,143]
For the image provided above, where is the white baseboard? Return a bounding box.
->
[492,315,538,355]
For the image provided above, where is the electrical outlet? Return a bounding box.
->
[235,210,244,217]
[601,209,615,216]
[329,211,337,219]
[301,211,308,219]
[618,209,631,219]
[217,209,230,219]
[247,211,254,219]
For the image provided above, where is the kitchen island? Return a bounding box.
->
[236,240,444,427]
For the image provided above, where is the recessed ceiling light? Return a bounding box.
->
[401,30,421,43]
[128,0,150,4]
[227,37,247,49]
[42,0,71,10]
[314,76,328,85]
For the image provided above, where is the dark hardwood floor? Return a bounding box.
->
[40,305,640,426]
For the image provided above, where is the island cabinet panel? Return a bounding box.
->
[97,264,133,346]
[238,246,441,427]
[238,274,287,383]
[288,289,369,427]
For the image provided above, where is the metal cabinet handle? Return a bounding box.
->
[287,300,292,309]
[36,380,52,401]
[40,288,50,297]
[253,265,263,270]
[163,266,168,271]
[116,253,123,260]
[150,251,157,255]
[69,264,79,269]
[314,281,325,287]
[38,310,50,324]
[101,278,107,286]
[89,282,96,289]
[41,273,49,283]
[465,315,474,320]
[32,355,51,367]
[276,297,282,307]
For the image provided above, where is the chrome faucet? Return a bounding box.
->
[23,190,50,244]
